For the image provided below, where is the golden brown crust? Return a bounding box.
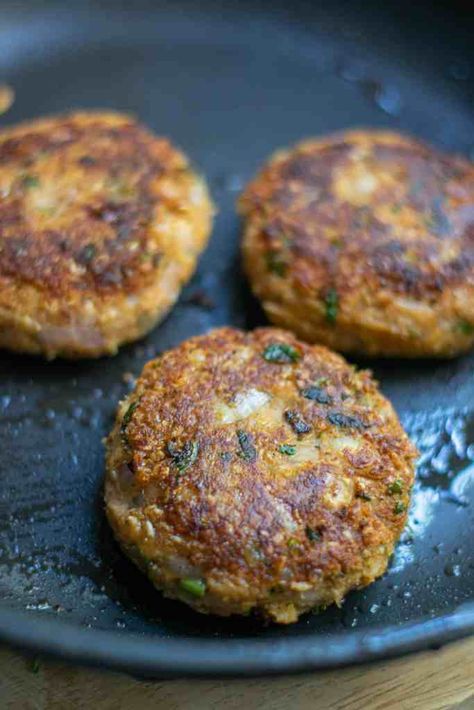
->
[0,111,213,358]
[105,326,417,623]
[238,130,474,357]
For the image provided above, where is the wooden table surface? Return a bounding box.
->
[1,635,473,709]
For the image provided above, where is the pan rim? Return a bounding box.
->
[1,0,473,681]
[0,602,473,677]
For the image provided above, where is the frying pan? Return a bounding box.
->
[0,0,473,678]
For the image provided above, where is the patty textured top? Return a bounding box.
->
[105,327,417,623]
[0,111,212,357]
[239,130,474,357]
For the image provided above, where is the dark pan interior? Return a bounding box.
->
[0,0,473,677]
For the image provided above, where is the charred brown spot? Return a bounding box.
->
[370,252,425,296]
[79,155,97,167]
[280,143,351,184]
[0,115,176,296]
[87,200,135,226]
[242,132,474,313]
[0,131,73,164]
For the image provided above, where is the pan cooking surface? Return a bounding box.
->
[0,0,473,676]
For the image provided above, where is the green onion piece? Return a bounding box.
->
[285,409,311,435]
[388,480,403,495]
[305,526,321,542]
[30,657,40,674]
[120,398,140,444]
[266,251,287,276]
[81,243,97,263]
[167,440,200,472]
[22,174,40,188]
[458,320,474,336]
[394,501,406,515]
[279,444,296,456]
[237,430,257,462]
[324,288,339,324]
[180,578,206,598]
[262,343,300,363]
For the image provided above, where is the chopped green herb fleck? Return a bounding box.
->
[167,440,199,472]
[394,501,406,515]
[30,657,40,674]
[122,400,139,427]
[22,174,40,188]
[180,578,206,598]
[80,243,97,263]
[266,251,286,276]
[79,155,96,167]
[263,343,300,363]
[287,538,299,548]
[324,288,339,324]
[388,480,403,495]
[305,526,322,542]
[356,492,372,501]
[458,320,474,336]
[284,409,311,435]
[279,444,296,456]
[120,398,140,443]
[327,412,365,429]
[301,385,332,404]
[237,429,257,462]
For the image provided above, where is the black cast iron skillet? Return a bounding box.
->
[0,0,473,678]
